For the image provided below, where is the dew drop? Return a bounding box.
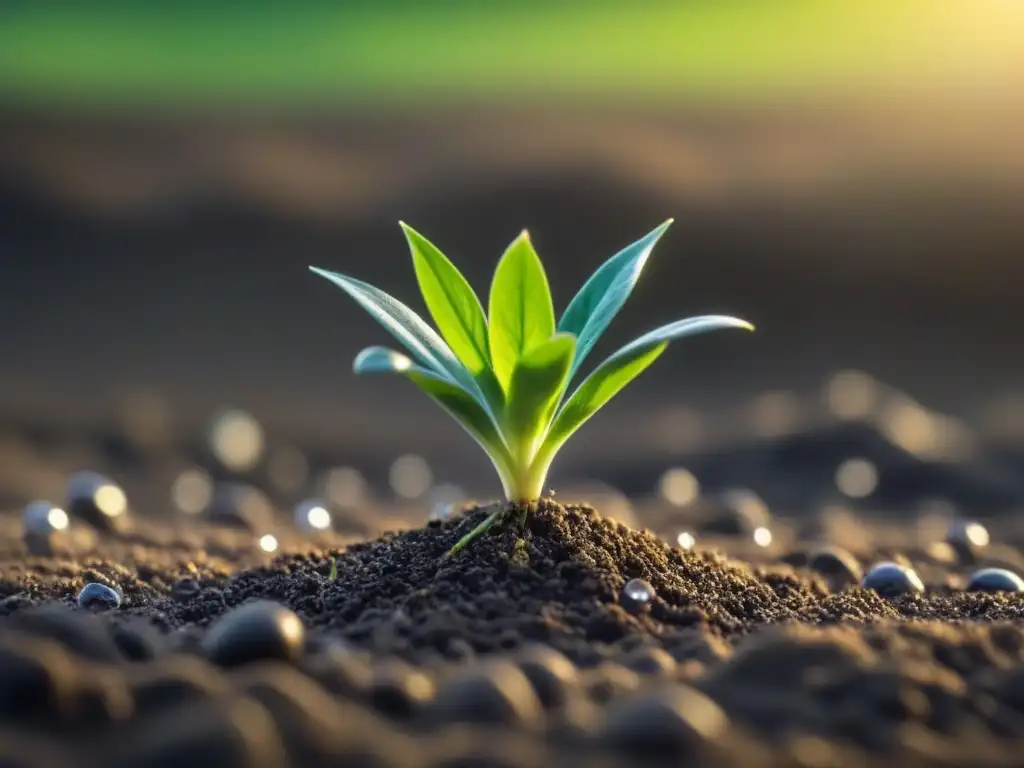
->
[623,578,654,605]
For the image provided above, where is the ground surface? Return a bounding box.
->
[5,469,1024,767]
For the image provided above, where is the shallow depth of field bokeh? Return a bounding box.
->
[3,0,1024,519]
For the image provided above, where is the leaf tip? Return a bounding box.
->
[398,221,421,244]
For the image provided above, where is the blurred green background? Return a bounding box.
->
[1,0,1021,105]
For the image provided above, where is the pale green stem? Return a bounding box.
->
[445,505,505,558]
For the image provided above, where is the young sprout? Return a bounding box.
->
[311,221,752,554]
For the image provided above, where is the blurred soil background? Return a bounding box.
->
[2,0,1024,510]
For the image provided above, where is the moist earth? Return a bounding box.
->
[4,497,1024,767]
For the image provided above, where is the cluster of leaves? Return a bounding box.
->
[311,220,751,505]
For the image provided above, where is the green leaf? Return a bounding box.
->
[488,231,556,391]
[559,219,672,379]
[543,315,753,451]
[311,266,464,383]
[504,333,576,457]
[401,222,491,375]
[353,346,514,477]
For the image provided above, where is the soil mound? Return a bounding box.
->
[144,501,1024,664]
[5,502,1024,765]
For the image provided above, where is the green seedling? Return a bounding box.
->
[311,220,752,554]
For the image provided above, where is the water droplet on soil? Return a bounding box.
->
[23,500,69,534]
[67,471,129,530]
[622,578,655,611]
[946,518,990,561]
[861,562,924,597]
[77,582,121,611]
[966,567,1024,593]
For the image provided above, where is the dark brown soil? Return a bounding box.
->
[4,498,1024,767]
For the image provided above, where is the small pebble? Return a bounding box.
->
[945,518,990,562]
[430,660,543,729]
[367,661,435,719]
[966,567,1024,594]
[807,546,863,591]
[622,647,677,678]
[302,643,373,699]
[601,686,730,757]
[621,578,655,612]
[583,663,641,705]
[514,645,579,709]
[77,583,122,612]
[110,620,165,661]
[861,562,924,597]
[67,471,129,531]
[293,499,332,533]
[202,601,305,668]
[22,500,69,535]
[22,501,70,555]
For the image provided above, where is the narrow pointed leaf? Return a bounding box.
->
[504,333,576,454]
[488,232,556,390]
[559,219,673,379]
[544,315,753,451]
[353,346,513,471]
[311,266,464,383]
[401,222,491,374]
